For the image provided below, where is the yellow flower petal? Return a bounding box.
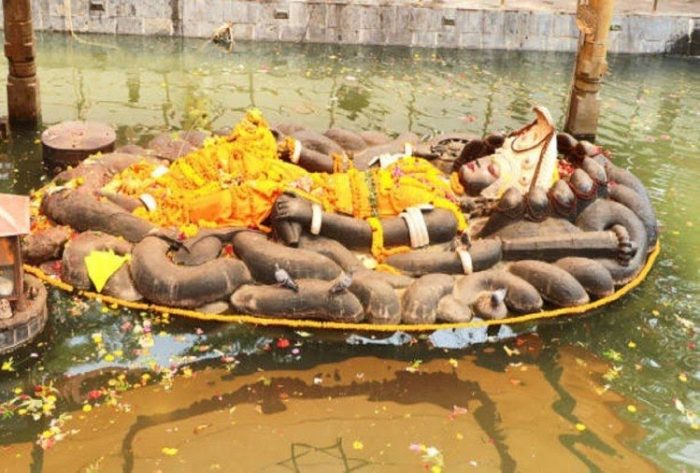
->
[575,423,587,432]
[1,358,15,372]
[162,447,178,456]
[352,440,364,450]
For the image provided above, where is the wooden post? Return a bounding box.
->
[3,0,41,128]
[564,0,615,142]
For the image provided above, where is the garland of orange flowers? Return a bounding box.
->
[104,109,468,244]
[332,153,345,173]
[450,171,465,196]
[366,217,411,262]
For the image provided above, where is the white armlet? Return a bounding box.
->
[290,139,302,164]
[310,204,323,235]
[457,249,473,274]
[400,207,430,248]
[139,193,157,212]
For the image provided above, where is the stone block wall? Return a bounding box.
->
[0,0,698,54]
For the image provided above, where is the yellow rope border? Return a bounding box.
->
[24,241,660,332]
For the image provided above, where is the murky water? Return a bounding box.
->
[0,34,698,472]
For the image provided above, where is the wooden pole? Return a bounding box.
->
[3,0,41,128]
[564,0,615,142]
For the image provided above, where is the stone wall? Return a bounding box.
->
[1,0,698,54]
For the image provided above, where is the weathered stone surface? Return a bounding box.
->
[289,2,309,25]
[42,121,116,166]
[436,29,458,48]
[144,17,173,35]
[552,12,577,38]
[456,9,483,33]
[255,22,280,41]
[359,27,384,45]
[8,0,697,53]
[232,23,255,40]
[459,32,482,49]
[280,24,306,42]
[230,1,258,23]
[482,9,505,35]
[87,16,117,34]
[116,16,144,35]
[413,30,437,48]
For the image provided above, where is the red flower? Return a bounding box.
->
[87,390,102,400]
[276,338,290,349]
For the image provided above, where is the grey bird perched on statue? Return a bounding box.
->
[274,263,299,292]
[474,288,508,320]
[328,271,353,295]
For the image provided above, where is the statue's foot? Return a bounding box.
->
[272,193,314,225]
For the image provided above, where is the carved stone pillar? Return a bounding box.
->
[3,0,41,128]
[564,0,615,141]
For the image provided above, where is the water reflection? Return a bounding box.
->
[3,347,663,472]
[0,34,698,471]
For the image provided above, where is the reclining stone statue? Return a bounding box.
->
[27,105,657,325]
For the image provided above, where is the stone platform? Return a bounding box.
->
[1,0,699,54]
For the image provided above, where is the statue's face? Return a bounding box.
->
[458,157,500,196]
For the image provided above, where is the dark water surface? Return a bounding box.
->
[0,34,698,472]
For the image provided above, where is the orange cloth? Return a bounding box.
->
[188,181,284,229]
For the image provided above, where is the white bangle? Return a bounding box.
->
[290,139,302,164]
[151,165,169,179]
[400,207,430,248]
[400,212,416,248]
[413,207,430,248]
[310,204,322,235]
[409,207,429,248]
[458,249,473,274]
[139,193,157,212]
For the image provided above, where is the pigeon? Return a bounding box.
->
[491,288,507,306]
[474,288,508,320]
[274,263,299,292]
[328,271,353,295]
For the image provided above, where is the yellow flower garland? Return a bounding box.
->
[367,217,411,262]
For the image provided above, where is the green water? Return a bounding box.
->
[0,34,698,471]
